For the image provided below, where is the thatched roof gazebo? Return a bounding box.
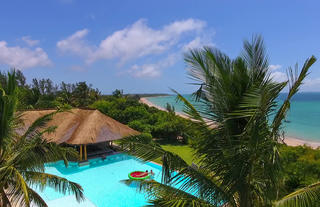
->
[20,108,139,161]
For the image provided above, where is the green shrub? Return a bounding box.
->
[280,145,320,195]
[121,133,153,145]
[128,120,153,134]
[90,100,113,114]
[137,133,153,143]
[122,106,150,123]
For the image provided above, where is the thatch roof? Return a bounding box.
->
[19,108,140,145]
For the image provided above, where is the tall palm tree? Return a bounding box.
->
[120,36,316,207]
[0,71,84,207]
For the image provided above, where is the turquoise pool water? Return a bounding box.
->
[35,153,163,207]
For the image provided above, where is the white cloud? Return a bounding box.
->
[130,64,161,78]
[21,36,40,47]
[269,64,282,70]
[57,29,94,59]
[270,71,287,82]
[270,72,320,92]
[301,78,320,91]
[57,19,206,63]
[182,35,215,52]
[0,41,51,69]
[183,37,203,51]
[128,54,178,78]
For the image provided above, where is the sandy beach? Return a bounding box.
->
[283,137,320,148]
[140,97,191,119]
[140,97,320,149]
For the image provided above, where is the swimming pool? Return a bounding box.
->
[35,153,163,207]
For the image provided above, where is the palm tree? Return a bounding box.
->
[120,36,316,207]
[0,71,84,207]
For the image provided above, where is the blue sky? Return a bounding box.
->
[0,0,319,94]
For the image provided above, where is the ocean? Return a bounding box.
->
[146,93,320,142]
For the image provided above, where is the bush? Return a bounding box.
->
[122,106,150,123]
[137,133,153,143]
[121,133,153,145]
[280,145,320,195]
[128,120,153,134]
[90,100,112,112]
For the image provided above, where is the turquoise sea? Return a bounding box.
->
[146,93,320,142]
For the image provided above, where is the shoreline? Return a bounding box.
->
[283,136,320,149]
[140,97,320,149]
[140,97,191,119]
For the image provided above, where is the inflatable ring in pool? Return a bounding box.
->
[128,171,151,180]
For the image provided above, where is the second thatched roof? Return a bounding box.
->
[19,108,140,145]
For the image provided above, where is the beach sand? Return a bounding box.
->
[140,97,190,119]
[140,97,320,149]
[284,137,320,149]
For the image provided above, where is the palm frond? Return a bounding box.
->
[170,166,236,206]
[23,171,84,202]
[0,71,17,147]
[15,138,78,169]
[1,166,31,207]
[21,110,59,140]
[241,35,269,83]
[271,56,316,139]
[172,89,205,123]
[275,182,320,207]
[0,189,12,207]
[120,137,188,184]
[122,179,217,207]
[26,186,47,207]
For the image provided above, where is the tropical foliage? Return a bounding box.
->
[0,71,84,207]
[274,145,320,207]
[0,71,101,110]
[90,96,199,143]
[120,36,317,207]
[279,145,320,195]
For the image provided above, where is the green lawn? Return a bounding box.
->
[116,140,195,165]
[153,143,195,165]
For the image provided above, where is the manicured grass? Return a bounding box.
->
[153,142,195,165]
[116,140,195,165]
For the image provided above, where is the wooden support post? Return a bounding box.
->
[79,145,83,161]
[84,145,87,160]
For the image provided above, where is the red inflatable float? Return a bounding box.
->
[128,171,151,180]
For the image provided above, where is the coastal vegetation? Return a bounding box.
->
[0,70,101,110]
[279,145,320,195]
[0,71,83,207]
[120,36,320,207]
[0,71,198,144]
[90,96,199,144]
